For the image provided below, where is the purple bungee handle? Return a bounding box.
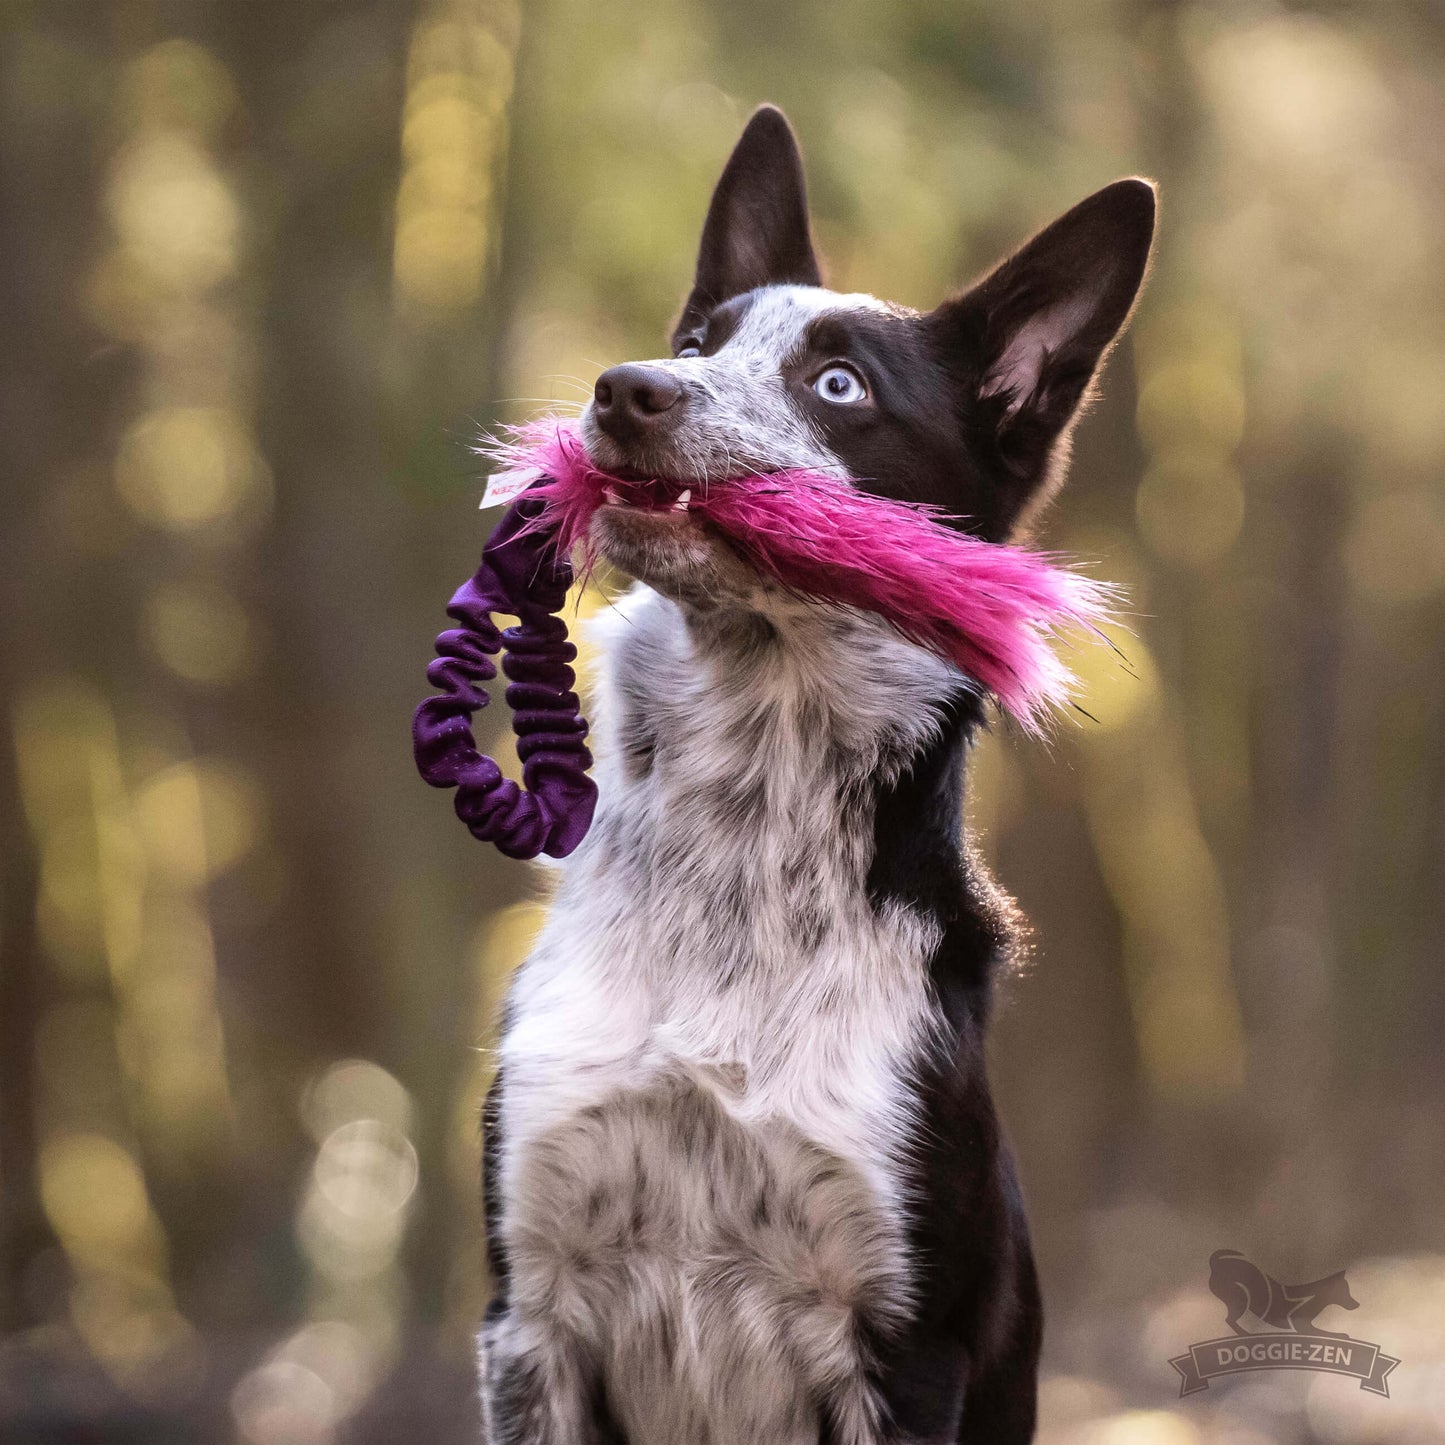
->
[412,493,596,859]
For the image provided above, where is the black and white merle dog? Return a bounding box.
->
[480,106,1154,1444]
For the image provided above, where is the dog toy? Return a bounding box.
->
[412,493,596,859]
[414,419,1116,859]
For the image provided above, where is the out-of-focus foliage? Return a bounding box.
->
[1,1,1442,1441]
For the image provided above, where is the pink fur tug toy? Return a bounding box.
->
[413,418,1116,859]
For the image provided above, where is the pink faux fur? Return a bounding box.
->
[486,419,1116,733]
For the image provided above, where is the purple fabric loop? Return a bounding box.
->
[412,494,597,859]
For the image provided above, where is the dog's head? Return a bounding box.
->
[1321,1271,1360,1311]
[583,104,1154,600]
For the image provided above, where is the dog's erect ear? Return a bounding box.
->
[673,105,821,344]
[930,178,1156,531]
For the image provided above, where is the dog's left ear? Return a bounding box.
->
[673,105,821,346]
[930,178,1156,532]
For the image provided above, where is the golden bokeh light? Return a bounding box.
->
[134,757,264,885]
[393,3,519,316]
[1197,15,1393,173]
[37,1131,195,1382]
[115,406,272,534]
[70,33,249,1186]
[39,1132,161,1270]
[106,132,239,293]
[1135,451,1246,569]
[1081,1410,1203,1445]
[1132,300,1249,572]
[14,673,239,1166]
[14,677,146,983]
[143,579,257,686]
[1136,358,1247,458]
[393,211,489,311]
[119,894,235,1148]
[119,37,238,140]
[1074,626,1246,1103]
[1069,620,1159,734]
[260,1061,420,1432]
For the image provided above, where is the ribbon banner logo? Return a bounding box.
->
[1170,1251,1400,1399]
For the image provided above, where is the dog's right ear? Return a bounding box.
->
[672,105,821,347]
[928,178,1156,536]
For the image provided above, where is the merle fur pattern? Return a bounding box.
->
[476,106,1154,1444]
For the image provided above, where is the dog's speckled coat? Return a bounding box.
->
[474,105,1154,1443]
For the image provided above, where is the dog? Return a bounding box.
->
[1208,1250,1360,1339]
[478,105,1155,1444]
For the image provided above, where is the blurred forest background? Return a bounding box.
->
[2,0,1444,1442]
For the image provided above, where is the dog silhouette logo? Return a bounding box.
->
[1170,1251,1399,1398]
[1207,1249,1359,1338]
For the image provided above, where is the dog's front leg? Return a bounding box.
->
[479,1303,624,1445]
[865,1333,972,1445]
[480,1067,625,1445]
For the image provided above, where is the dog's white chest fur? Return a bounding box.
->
[488,585,959,1444]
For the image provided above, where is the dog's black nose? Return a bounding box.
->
[592,364,683,440]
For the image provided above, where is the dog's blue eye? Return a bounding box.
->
[813,365,866,405]
[677,342,701,359]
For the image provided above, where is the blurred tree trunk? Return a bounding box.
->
[214,3,414,1072]
[0,677,46,1330]
[216,0,529,1325]
[1242,435,1351,1251]
[0,148,46,1327]
[0,3,126,1326]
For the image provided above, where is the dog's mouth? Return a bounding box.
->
[596,471,704,515]
[583,463,757,610]
[578,410,732,518]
